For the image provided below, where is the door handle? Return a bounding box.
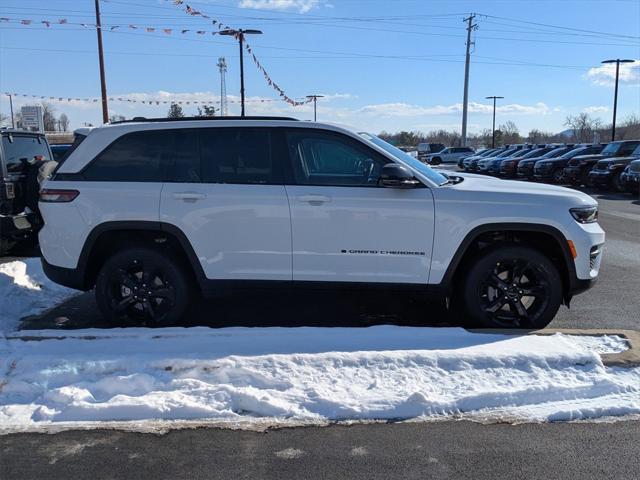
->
[297,194,331,204]
[172,192,207,200]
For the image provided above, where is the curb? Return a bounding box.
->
[469,328,640,367]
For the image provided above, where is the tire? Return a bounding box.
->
[95,247,192,327]
[461,245,563,329]
[612,172,624,193]
[431,157,442,165]
[552,168,563,184]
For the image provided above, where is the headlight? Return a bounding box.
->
[570,206,598,224]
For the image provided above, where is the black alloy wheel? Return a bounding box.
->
[462,245,562,329]
[552,168,564,184]
[612,172,624,193]
[96,247,191,326]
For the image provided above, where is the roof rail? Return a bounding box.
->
[109,116,299,124]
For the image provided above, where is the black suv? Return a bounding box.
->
[563,140,640,187]
[533,144,605,183]
[588,144,640,192]
[0,130,54,255]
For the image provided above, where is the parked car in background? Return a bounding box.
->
[0,129,54,255]
[563,140,640,186]
[458,147,499,169]
[424,146,475,165]
[498,145,547,177]
[473,146,524,173]
[516,145,574,179]
[588,143,640,192]
[620,159,640,194]
[534,144,605,183]
[417,142,445,162]
[50,144,72,162]
[458,147,504,170]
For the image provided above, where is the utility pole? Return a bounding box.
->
[601,58,635,141]
[485,95,503,148]
[461,14,477,146]
[217,57,228,116]
[7,93,15,128]
[306,95,324,121]
[94,0,109,124]
[220,29,263,116]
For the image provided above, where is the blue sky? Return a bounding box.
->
[1,0,639,134]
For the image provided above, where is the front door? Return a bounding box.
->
[283,128,435,285]
[160,127,292,282]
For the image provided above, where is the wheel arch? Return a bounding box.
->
[439,223,577,305]
[78,221,206,291]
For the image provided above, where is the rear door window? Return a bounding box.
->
[83,129,198,182]
[199,128,276,184]
[1,135,50,173]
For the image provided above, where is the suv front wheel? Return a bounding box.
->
[95,247,192,326]
[462,245,562,329]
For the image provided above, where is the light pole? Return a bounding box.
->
[220,29,263,117]
[485,95,504,148]
[94,0,109,123]
[306,95,324,121]
[601,59,635,142]
[7,93,15,128]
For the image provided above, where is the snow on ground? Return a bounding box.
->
[0,258,638,432]
[0,326,638,432]
[0,259,78,335]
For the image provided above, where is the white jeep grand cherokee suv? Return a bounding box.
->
[39,117,604,329]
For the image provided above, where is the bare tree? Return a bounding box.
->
[499,121,521,145]
[58,113,70,131]
[41,102,58,131]
[564,113,602,143]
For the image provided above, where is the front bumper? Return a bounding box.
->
[517,163,535,178]
[621,171,640,192]
[563,166,584,183]
[588,170,613,186]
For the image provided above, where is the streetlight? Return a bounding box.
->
[485,95,504,148]
[601,59,635,141]
[219,28,263,117]
[306,95,324,121]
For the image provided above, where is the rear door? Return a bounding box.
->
[283,128,434,285]
[160,127,292,282]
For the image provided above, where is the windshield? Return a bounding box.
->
[1,134,50,174]
[520,148,549,159]
[496,148,518,158]
[359,133,448,185]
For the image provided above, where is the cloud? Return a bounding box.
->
[357,101,551,117]
[587,60,640,86]
[238,0,324,13]
[583,106,608,114]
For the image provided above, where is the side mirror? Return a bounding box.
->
[378,164,420,188]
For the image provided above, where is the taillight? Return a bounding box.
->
[5,182,15,199]
[40,188,79,203]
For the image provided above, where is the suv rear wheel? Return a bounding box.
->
[95,247,192,326]
[462,245,562,329]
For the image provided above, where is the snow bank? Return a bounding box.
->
[0,326,637,431]
[0,259,78,335]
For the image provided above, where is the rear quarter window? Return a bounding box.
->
[82,129,199,182]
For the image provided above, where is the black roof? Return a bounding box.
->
[110,116,299,124]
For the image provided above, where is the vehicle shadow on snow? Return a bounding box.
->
[20,290,457,331]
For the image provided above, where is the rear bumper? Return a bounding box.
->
[41,257,87,291]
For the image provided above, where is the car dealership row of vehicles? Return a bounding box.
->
[458,140,640,194]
